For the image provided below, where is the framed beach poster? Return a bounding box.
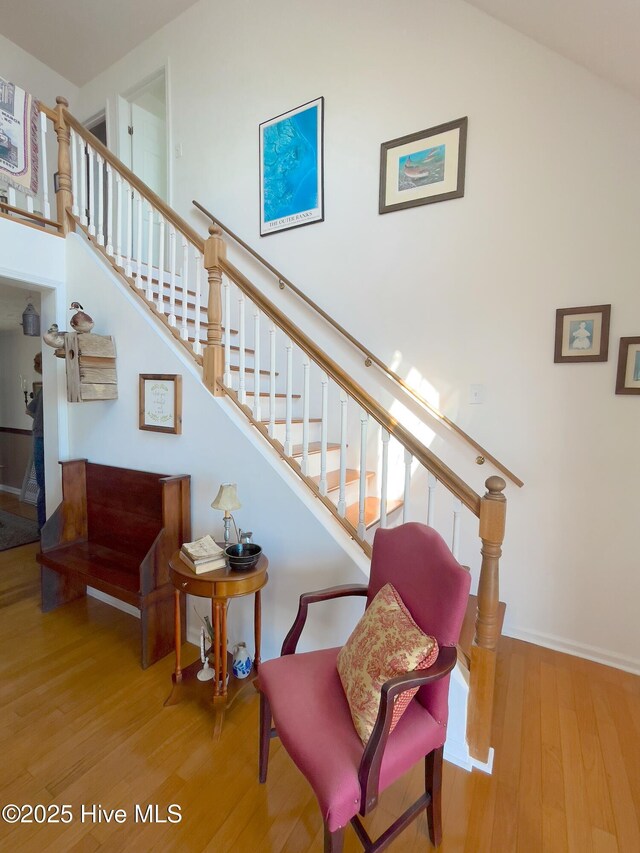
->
[259,97,324,236]
[379,117,468,214]
[139,374,182,434]
[615,337,640,395]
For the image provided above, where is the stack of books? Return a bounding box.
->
[180,535,226,574]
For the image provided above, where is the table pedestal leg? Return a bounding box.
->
[254,590,262,670]
[164,589,183,706]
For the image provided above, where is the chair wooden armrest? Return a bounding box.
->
[358,645,458,813]
[281,583,368,655]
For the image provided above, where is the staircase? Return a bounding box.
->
[14,96,522,769]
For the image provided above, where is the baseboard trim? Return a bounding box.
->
[503,626,640,676]
[0,484,21,495]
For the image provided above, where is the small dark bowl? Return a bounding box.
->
[225,543,262,572]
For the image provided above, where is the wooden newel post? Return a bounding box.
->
[467,475,506,763]
[53,96,75,235]
[203,224,226,396]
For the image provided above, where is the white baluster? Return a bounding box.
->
[284,340,293,456]
[380,429,390,528]
[268,324,276,436]
[319,373,328,495]
[427,473,437,527]
[39,112,50,219]
[146,202,154,298]
[135,192,143,284]
[168,225,177,325]
[338,391,348,517]
[79,138,87,226]
[452,498,462,560]
[87,146,96,236]
[96,154,104,245]
[192,249,201,354]
[115,174,123,267]
[105,163,113,255]
[7,187,16,207]
[238,293,246,403]
[223,280,232,386]
[70,128,78,217]
[26,196,34,214]
[403,449,412,522]
[157,217,166,314]
[357,410,369,539]
[180,236,189,340]
[253,308,261,421]
[301,357,310,475]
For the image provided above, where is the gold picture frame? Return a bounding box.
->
[139,374,182,434]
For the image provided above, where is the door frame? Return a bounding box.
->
[116,63,172,205]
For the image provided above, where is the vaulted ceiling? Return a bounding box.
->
[1,1,639,98]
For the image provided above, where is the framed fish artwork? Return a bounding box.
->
[379,117,467,214]
[259,97,324,236]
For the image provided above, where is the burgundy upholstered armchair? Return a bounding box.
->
[257,523,471,852]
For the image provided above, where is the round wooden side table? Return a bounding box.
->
[165,550,268,737]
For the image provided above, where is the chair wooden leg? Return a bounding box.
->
[425,746,443,847]
[323,823,345,852]
[259,691,271,783]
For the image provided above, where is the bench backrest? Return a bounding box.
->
[85,463,165,560]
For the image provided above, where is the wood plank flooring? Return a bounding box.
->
[0,543,638,852]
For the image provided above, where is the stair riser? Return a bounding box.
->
[240,397,305,422]
[269,421,322,446]
[325,478,371,509]
[293,447,341,478]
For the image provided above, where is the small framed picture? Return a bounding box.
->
[259,96,324,236]
[139,374,182,434]
[379,117,468,214]
[615,337,640,395]
[554,304,611,363]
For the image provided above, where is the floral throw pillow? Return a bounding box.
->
[336,582,439,744]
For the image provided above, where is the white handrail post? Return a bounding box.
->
[87,146,96,236]
[268,324,276,437]
[223,281,232,387]
[39,111,50,219]
[301,357,310,475]
[180,235,189,340]
[146,202,154,300]
[319,374,329,496]
[79,137,87,226]
[157,216,166,314]
[357,410,369,539]
[135,191,143,284]
[253,308,261,421]
[125,182,133,276]
[380,429,390,528]
[452,498,462,560]
[115,174,123,267]
[238,294,246,404]
[70,128,79,218]
[168,225,177,325]
[403,449,412,523]
[338,391,348,517]
[284,339,293,456]
[105,162,113,255]
[427,473,437,527]
[192,249,202,354]
[96,154,104,245]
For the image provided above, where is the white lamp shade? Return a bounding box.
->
[211,483,241,512]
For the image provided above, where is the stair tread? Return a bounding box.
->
[243,391,302,399]
[345,497,403,529]
[291,442,341,457]
[457,595,506,659]
[259,417,322,424]
[230,365,276,376]
[311,468,375,491]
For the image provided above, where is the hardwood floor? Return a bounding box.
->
[0,543,638,852]
[0,491,37,521]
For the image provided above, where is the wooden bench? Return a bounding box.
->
[37,459,191,668]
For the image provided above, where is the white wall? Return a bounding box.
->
[0,328,41,430]
[68,0,640,671]
[0,32,77,106]
[63,233,367,660]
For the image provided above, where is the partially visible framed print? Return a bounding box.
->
[379,116,468,214]
[259,96,324,236]
[139,374,182,434]
[554,304,611,363]
[615,337,640,395]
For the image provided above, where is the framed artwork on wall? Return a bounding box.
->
[139,374,182,434]
[379,116,468,214]
[554,304,611,363]
[615,337,640,395]
[259,96,324,236]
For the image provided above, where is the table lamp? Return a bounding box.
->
[211,483,241,544]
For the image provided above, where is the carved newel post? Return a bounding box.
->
[53,96,74,234]
[467,475,506,763]
[203,224,226,396]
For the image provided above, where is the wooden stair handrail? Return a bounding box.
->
[194,199,523,488]
[219,254,481,516]
[62,110,205,253]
